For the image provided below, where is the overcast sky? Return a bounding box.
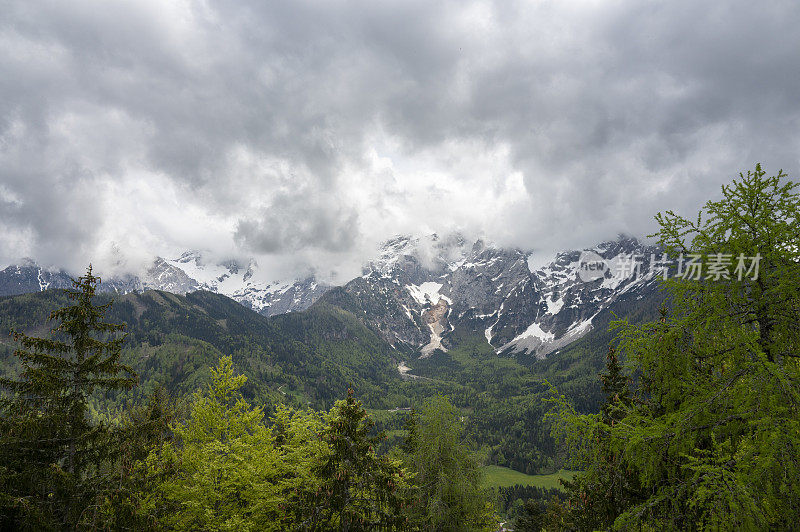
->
[2,0,799,282]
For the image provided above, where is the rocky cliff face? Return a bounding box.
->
[443,241,541,349]
[316,233,470,351]
[0,253,329,317]
[326,234,660,359]
[1,234,661,359]
[0,261,74,295]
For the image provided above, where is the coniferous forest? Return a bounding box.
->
[1,165,799,530]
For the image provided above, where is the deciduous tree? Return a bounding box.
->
[550,164,800,529]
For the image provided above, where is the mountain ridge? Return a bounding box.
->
[0,234,660,359]
[322,234,661,359]
[0,253,330,317]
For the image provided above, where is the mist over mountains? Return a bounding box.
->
[0,233,660,358]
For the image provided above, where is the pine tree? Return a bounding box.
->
[295,389,414,530]
[599,345,629,424]
[514,499,546,532]
[0,266,136,529]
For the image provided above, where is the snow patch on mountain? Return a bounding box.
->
[406,282,451,306]
[0,252,330,317]
[517,321,555,342]
[497,321,556,358]
[545,296,564,315]
[37,269,49,291]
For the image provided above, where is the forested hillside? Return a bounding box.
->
[0,289,402,409]
[0,270,496,529]
[2,165,798,529]
[0,285,600,477]
[0,267,638,529]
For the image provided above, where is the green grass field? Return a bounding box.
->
[482,465,576,490]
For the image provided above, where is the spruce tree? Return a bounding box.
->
[295,389,413,530]
[97,386,178,530]
[550,344,641,530]
[0,266,136,529]
[599,345,630,424]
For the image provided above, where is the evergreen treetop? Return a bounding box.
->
[0,265,136,529]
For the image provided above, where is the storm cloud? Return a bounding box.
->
[1,0,799,280]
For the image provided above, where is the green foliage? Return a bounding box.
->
[401,395,496,531]
[491,484,566,530]
[135,356,291,530]
[0,266,136,530]
[293,389,414,530]
[129,358,421,530]
[96,386,179,529]
[549,164,800,530]
[545,344,643,530]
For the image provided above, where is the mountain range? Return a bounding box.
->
[0,253,329,317]
[0,233,669,476]
[0,234,662,360]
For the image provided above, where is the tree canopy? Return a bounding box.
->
[0,266,136,529]
[548,164,800,529]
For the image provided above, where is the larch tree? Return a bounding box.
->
[550,164,800,530]
[401,395,495,531]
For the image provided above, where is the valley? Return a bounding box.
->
[0,234,666,480]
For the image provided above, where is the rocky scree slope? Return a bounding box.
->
[320,234,661,359]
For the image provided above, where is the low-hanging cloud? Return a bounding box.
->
[1,0,799,279]
[234,188,360,254]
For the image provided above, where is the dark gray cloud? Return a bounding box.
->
[234,187,359,254]
[1,0,799,277]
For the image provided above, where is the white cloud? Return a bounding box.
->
[1,0,799,279]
